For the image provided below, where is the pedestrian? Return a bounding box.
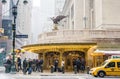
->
[81,58,86,72]
[72,58,76,70]
[4,57,12,73]
[17,57,22,71]
[61,59,65,73]
[28,58,33,74]
[39,58,44,72]
[36,59,39,72]
[32,59,36,72]
[54,58,59,72]
[22,58,28,74]
[76,57,81,73]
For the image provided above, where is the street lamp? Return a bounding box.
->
[1,0,28,73]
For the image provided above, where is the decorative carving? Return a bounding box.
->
[50,15,67,24]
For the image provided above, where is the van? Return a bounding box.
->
[89,59,120,77]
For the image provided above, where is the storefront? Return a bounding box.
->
[91,50,120,67]
[22,43,97,70]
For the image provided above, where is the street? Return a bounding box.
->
[0,72,120,79]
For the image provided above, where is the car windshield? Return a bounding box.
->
[100,60,108,66]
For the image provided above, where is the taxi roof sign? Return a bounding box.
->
[111,55,120,59]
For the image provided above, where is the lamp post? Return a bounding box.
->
[1,0,28,73]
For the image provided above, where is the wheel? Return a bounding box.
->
[98,71,105,77]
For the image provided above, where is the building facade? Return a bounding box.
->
[16,0,32,48]
[22,0,120,69]
[55,0,65,15]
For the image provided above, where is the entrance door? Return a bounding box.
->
[45,52,60,69]
[64,51,85,71]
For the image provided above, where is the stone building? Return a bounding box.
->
[22,0,120,69]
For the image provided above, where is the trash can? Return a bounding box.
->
[86,66,90,74]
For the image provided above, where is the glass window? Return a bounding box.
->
[117,62,120,68]
[107,62,115,67]
[101,60,108,66]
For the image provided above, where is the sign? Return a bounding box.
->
[111,55,120,59]
[16,35,28,38]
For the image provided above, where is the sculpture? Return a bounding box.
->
[50,15,67,30]
[51,15,67,24]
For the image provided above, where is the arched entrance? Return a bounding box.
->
[63,51,85,71]
[44,52,60,69]
[22,43,97,70]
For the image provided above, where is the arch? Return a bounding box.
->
[62,50,86,71]
[87,46,97,68]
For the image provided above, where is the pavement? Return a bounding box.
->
[0,67,120,79]
[0,66,5,72]
[0,67,88,79]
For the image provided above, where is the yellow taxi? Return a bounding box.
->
[89,59,120,77]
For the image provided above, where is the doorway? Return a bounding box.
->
[45,52,60,69]
[63,51,85,71]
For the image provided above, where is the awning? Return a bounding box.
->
[91,52,104,56]
[94,50,120,55]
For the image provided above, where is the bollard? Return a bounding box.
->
[74,65,77,74]
[51,65,54,73]
[86,66,90,74]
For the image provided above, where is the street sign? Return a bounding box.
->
[15,35,28,38]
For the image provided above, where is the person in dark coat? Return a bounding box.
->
[36,59,39,72]
[54,58,59,72]
[81,58,86,72]
[32,59,36,72]
[76,57,81,73]
[22,58,28,74]
[39,58,44,72]
[28,59,33,74]
[4,58,12,73]
[17,57,22,71]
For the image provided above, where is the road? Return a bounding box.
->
[0,73,120,79]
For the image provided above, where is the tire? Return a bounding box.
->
[98,71,105,78]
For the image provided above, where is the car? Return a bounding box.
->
[89,59,120,77]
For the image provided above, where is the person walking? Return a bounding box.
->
[81,58,86,72]
[54,58,59,72]
[22,58,28,74]
[17,57,22,71]
[76,57,81,73]
[4,57,12,73]
[27,59,33,74]
[61,59,65,73]
[39,58,44,72]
